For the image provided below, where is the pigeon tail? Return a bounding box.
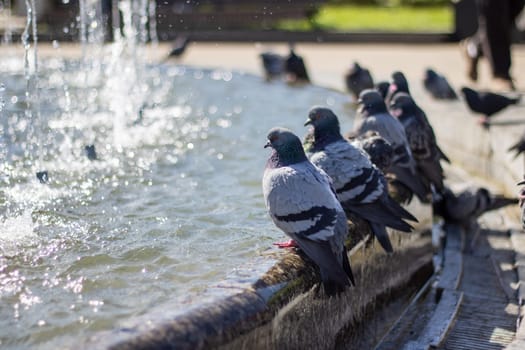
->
[294,238,352,290]
[437,145,450,163]
[508,140,525,159]
[341,247,355,285]
[369,222,394,253]
[384,195,418,223]
[390,164,430,203]
[343,202,414,233]
[486,195,518,212]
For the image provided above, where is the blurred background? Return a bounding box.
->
[1,0,524,43]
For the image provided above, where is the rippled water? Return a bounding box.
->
[0,51,355,348]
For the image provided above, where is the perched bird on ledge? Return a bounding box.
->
[423,68,457,100]
[259,51,284,81]
[284,47,310,84]
[389,92,448,193]
[263,127,354,294]
[433,185,517,233]
[304,107,417,253]
[344,61,374,100]
[355,89,429,204]
[350,130,394,174]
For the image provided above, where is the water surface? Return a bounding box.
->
[0,54,354,348]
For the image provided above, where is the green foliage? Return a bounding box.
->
[326,0,450,5]
[277,5,453,32]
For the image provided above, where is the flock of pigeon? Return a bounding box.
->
[259,47,522,295]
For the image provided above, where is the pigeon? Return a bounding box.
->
[284,47,310,83]
[508,131,525,159]
[375,81,391,100]
[259,51,284,81]
[460,87,521,127]
[304,107,417,253]
[385,71,410,106]
[166,36,190,59]
[84,144,97,161]
[389,93,447,193]
[345,62,374,100]
[263,127,354,293]
[350,131,394,174]
[423,68,458,100]
[36,170,49,184]
[354,89,429,203]
[433,185,517,232]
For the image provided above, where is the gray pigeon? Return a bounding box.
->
[260,51,284,81]
[389,93,447,193]
[345,62,374,100]
[355,89,429,203]
[304,107,417,253]
[423,68,458,100]
[433,185,517,233]
[350,131,394,174]
[263,127,354,293]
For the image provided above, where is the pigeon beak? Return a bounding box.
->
[264,140,271,148]
[518,180,525,185]
[304,118,312,126]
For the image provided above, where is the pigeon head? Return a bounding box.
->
[476,187,492,213]
[375,81,390,99]
[348,61,362,75]
[389,92,417,117]
[359,131,394,172]
[390,71,410,94]
[460,87,481,109]
[357,89,387,116]
[305,106,341,133]
[425,68,438,81]
[460,87,476,100]
[265,127,307,166]
[304,106,343,149]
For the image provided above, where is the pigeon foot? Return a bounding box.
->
[273,239,298,248]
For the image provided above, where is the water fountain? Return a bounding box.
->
[0,2,355,348]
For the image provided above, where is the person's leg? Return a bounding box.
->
[478,0,513,83]
[463,33,482,81]
[509,0,525,22]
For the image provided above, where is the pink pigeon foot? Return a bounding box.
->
[273,239,298,248]
[477,116,489,128]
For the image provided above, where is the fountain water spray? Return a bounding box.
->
[1,0,13,44]
[21,0,46,183]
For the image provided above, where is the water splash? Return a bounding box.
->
[0,210,36,256]
[148,0,158,46]
[21,0,45,176]
[1,0,13,44]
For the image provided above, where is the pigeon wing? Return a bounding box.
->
[263,162,341,243]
